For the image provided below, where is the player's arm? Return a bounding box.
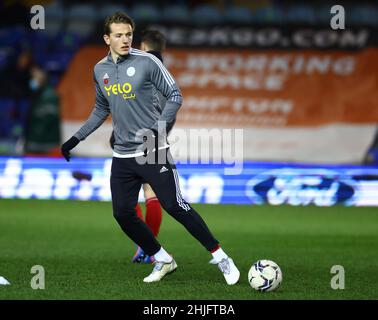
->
[148,57,182,134]
[61,72,111,161]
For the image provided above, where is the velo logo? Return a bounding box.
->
[104,82,136,100]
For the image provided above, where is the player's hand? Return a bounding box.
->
[61,136,80,162]
[142,129,158,157]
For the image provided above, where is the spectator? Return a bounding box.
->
[24,66,61,156]
[0,50,33,99]
[0,50,34,145]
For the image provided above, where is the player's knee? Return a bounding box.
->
[164,203,192,216]
[143,183,156,199]
[113,205,138,222]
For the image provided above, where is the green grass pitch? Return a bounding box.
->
[0,198,377,300]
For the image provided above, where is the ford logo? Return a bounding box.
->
[245,169,356,206]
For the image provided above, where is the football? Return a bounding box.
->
[248,259,282,292]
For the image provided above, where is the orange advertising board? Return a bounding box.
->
[58,47,378,128]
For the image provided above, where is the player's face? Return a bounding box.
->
[104,23,133,56]
[140,41,148,52]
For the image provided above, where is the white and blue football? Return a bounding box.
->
[248,259,282,292]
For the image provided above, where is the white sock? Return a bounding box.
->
[154,247,172,263]
[211,247,228,263]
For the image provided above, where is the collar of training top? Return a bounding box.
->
[107,48,133,64]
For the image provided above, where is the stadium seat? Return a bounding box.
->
[29,31,53,53]
[0,98,29,140]
[315,4,333,25]
[0,26,28,47]
[161,5,191,24]
[224,6,253,24]
[0,99,13,138]
[97,4,131,22]
[45,2,65,38]
[253,6,285,24]
[0,47,13,69]
[37,51,73,73]
[54,32,82,53]
[17,99,30,129]
[132,4,160,23]
[30,30,81,54]
[286,4,316,24]
[66,4,97,39]
[348,4,378,26]
[192,5,223,26]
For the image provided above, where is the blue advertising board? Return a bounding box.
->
[0,157,377,206]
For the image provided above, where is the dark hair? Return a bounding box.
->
[141,29,166,52]
[104,12,135,35]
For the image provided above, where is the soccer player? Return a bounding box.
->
[109,29,167,264]
[61,12,240,285]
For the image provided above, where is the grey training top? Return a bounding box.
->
[74,48,182,156]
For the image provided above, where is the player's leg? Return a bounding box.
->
[134,184,162,264]
[137,149,240,285]
[143,183,162,237]
[133,184,162,264]
[112,157,177,282]
[111,157,161,257]
[132,201,148,263]
[135,203,144,221]
[111,130,148,262]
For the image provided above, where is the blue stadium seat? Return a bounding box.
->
[132,4,160,23]
[34,50,73,75]
[224,6,253,24]
[0,26,28,47]
[0,99,14,138]
[97,4,131,22]
[286,4,316,24]
[54,32,83,52]
[315,4,333,25]
[0,99,13,112]
[348,4,378,26]
[17,99,30,129]
[162,5,191,24]
[67,3,97,20]
[30,30,81,54]
[192,5,223,26]
[253,6,285,24]
[45,2,65,38]
[0,98,29,139]
[0,48,13,69]
[66,4,97,39]
[29,31,51,53]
